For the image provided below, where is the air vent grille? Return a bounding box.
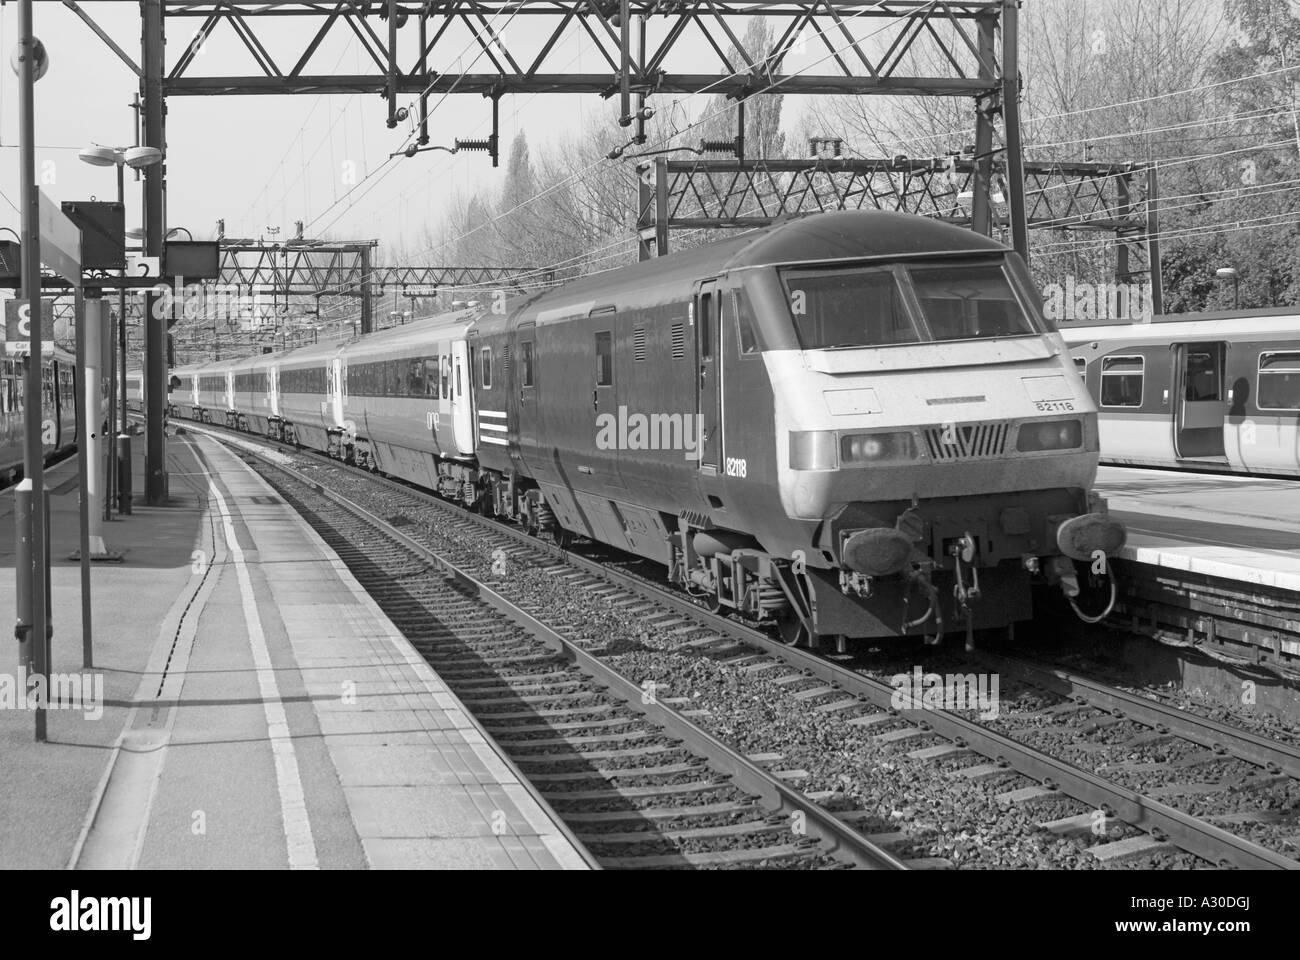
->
[670,322,686,360]
[923,422,1010,461]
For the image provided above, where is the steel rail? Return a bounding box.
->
[216,430,906,871]
[183,420,1300,870]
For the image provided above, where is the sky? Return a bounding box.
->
[0,1,840,261]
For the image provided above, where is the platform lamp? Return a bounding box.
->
[1216,267,1240,310]
[79,142,161,516]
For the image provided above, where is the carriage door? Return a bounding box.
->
[268,366,280,418]
[694,281,722,471]
[1174,342,1227,459]
[329,358,346,427]
[450,340,474,455]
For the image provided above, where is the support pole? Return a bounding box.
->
[655,156,669,256]
[118,121,132,514]
[1001,0,1029,263]
[359,244,373,334]
[105,297,116,520]
[637,162,652,262]
[619,0,631,126]
[142,0,167,504]
[1116,170,1132,284]
[16,0,48,741]
[74,292,92,668]
[1146,164,1164,318]
[971,14,996,237]
[82,298,107,557]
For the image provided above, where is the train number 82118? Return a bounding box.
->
[1033,400,1075,413]
[725,456,748,478]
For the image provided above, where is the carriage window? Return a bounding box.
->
[734,291,759,355]
[1184,350,1221,401]
[1101,355,1144,407]
[595,331,613,386]
[782,266,917,349]
[1074,358,1087,378]
[480,348,492,389]
[441,356,450,399]
[909,264,1037,342]
[1258,352,1300,410]
[425,357,439,396]
[521,340,534,388]
[407,359,425,396]
[699,296,713,359]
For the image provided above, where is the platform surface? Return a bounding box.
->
[0,431,588,870]
[1096,465,1300,591]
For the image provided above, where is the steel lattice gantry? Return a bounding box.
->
[84,0,1031,503]
[215,239,549,296]
[634,157,1164,310]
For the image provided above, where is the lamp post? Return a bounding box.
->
[1216,267,1241,310]
[78,142,161,516]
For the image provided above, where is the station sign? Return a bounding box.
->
[4,298,56,342]
[38,188,80,281]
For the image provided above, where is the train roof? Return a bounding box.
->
[1061,312,1300,344]
[469,210,1010,337]
[342,308,480,360]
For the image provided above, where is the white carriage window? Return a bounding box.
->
[481,348,492,389]
[1258,351,1300,411]
[909,263,1037,342]
[1184,350,1221,401]
[1101,355,1144,407]
[595,331,613,385]
[521,340,535,387]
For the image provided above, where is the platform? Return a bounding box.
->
[1096,465,1300,593]
[0,432,590,870]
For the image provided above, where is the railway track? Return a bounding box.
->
[206,431,902,870]
[183,420,1300,869]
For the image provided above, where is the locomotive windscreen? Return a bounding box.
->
[781,259,1036,349]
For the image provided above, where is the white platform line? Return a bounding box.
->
[206,472,319,871]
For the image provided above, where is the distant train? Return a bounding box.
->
[1062,308,1300,476]
[161,211,1125,645]
[0,345,80,484]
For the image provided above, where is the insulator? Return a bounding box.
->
[454,138,493,153]
[699,139,737,155]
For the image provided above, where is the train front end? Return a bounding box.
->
[737,214,1125,643]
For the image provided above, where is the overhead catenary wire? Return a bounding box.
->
[306,0,932,303]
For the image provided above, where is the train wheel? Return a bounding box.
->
[776,613,816,647]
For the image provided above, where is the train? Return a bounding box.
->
[158,210,1126,646]
[1061,307,1300,476]
[0,344,80,484]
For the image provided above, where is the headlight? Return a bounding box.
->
[840,431,916,466]
[1017,418,1083,452]
[789,431,837,470]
